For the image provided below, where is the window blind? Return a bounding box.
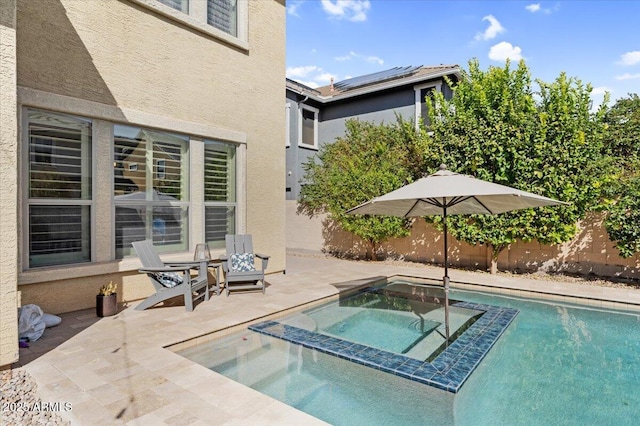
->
[207,0,237,36]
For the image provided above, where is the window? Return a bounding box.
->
[299,105,319,149]
[114,125,189,257]
[285,103,291,147]
[208,0,237,36]
[414,82,442,128]
[157,0,188,13]
[204,141,236,249]
[142,0,247,46]
[26,109,92,268]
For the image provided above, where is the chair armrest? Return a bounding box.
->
[139,266,190,273]
[255,253,269,271]
[165,261,200,268]
[218,256,230,273]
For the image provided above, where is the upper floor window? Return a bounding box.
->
[157,0,188,13]
[139,0,247,46]
[25,109,93,268]
[414,82,442,127]
[114,125,189,258]
[208,0,237,37]
[299,105,319,150]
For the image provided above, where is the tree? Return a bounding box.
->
[602,93,640,158]
[299,120,413,260]
[600,94,640,257]
[423,59,608,273]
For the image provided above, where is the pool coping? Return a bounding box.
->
[249,299,518,393]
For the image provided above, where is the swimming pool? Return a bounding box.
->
[177,282,640,425]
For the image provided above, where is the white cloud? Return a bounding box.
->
[488,41,524,62]
[286,65,320,79]
[475,15,505,41]
[287,67,340,88]
[591,86,611,95]
[334,51,359,61]
[525,3,556,14]
[590,87,613,112]
[316,73,338,84]
[287,1,303,17]
[615,72,640,80]
[525,3,541,12]
[618,51,640,66]
[294,80,320,89]
[334,51,383,66]
[321,0,371,22]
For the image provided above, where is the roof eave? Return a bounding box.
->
[324,67,461,102]
[286,67,462,104]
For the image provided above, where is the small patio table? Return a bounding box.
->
[207,261,223,296]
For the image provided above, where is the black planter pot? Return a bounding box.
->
[96,293,118,317]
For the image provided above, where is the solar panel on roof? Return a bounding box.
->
[333,66,422,91]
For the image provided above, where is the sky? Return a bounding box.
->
[285,0,640,107]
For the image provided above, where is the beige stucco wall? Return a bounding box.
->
[14,0,286,314]
[287,202,640,281]
[0,0,19,368]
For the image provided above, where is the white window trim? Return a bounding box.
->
[129,0,249,51]
[298,104,319,150]
[285,103,291,147]
[17,92,247,283]
[414,82,442,129]
[20,108,97,270]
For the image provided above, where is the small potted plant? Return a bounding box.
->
[96,281,118,317]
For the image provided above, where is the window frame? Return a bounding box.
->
[203,140,238,249]
[22,108,96,269]
[285,103,291,147]
[113,124,191,258]
[129,0,249,50]
[414,81,443,129]
[298,104,319,150]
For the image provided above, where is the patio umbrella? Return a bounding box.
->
[347,164,568,343]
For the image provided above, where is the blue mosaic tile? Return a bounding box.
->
[248,298,518,393]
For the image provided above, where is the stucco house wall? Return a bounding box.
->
[1,0,285,368]
[0,0,19,368]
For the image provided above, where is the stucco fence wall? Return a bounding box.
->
[286,200,640,281]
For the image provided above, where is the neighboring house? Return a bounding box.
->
[285,65,461,200]
[0,0,286,368]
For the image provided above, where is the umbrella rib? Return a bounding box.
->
[404,199,423,217]
[471,196,496,215]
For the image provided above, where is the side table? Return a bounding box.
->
[208,261,223,296]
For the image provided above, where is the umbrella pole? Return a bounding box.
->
[443,204,450,346]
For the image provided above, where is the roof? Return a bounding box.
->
[286,64,460,103]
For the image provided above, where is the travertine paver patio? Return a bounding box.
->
[15,253,640,425]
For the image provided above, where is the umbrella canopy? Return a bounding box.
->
[347,164,568,344]
[347,166,566,217]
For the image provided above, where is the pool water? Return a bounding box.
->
[323,309,441,354]
[177,286,640,425]
[455,291,640,425]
